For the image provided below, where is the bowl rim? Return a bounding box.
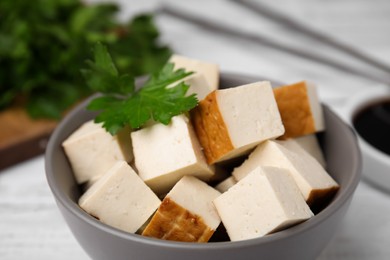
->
[45,72,362,250]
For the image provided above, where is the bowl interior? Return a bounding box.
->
[45,72,361,247]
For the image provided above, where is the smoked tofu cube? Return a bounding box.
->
[273,81,325,139]
[294,134,326,167]
[233,140,339,206]
[79,161,161,233]
[214,166,313,241]
[62,120,133,184]
[191,81,285,164]
[142,176,221,242]
[170,54,219,91]
[215,176,237,193]
[131,114,214,195]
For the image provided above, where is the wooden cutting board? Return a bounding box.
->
[0,107,57,170]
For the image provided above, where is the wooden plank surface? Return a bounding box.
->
[0,108,57,170]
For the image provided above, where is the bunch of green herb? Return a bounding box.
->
[0,0,171,119]
[84,43,198,134]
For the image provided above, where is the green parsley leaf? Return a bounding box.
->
[81,42,135,95]
[85,43,198,134]
[0,0,171,119]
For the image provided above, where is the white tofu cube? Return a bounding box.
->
[192,81,285,164]
[131,114,214,195]
[294,134,326,167]
[233,140,339,206]
[273,81,325,139]
[182,73,213,101]
[215,176,237,193]
[170,54,219,91]
[214,166,313,241]
[142,176,221,242]
[62,120,133,184]
[79,161,161,233]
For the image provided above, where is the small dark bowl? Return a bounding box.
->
[45,73,361,260]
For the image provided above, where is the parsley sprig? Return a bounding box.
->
[0,0,171,119]
[84,43,198,134]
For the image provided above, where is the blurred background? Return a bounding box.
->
[1,0,390,259]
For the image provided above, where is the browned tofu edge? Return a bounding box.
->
[142,197,215,242]
[191,91,234,164]
[274,81,316,139]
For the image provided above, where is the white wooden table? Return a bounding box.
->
[1,0,390,259]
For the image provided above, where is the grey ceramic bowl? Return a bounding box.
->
[45,73,361,260]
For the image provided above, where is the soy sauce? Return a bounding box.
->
[353,99,390,155]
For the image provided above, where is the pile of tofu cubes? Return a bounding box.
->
[63,55,339,243]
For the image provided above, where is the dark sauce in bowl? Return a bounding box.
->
[353,99,390,155]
